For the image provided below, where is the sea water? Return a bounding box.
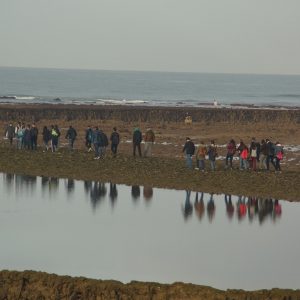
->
[0,173,300,290]
[0,67,300,108]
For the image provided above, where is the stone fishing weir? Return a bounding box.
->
[0,104,299,124]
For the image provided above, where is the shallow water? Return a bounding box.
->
[0,173,299,290]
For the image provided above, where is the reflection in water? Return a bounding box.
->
[143,186,153,202]
[65,179,75,195]
[90,182,107,211]
[131,185,140,202]
[182,190,193,221]
[194,192,205,221]
[109,183,118,208]
[1,174,283,225]
[225,194,234,220]
[207,194,216,223]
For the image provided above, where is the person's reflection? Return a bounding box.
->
[109,182,118,208]
[49,177,59,195]
[207,193,215,222]
[131,185,140,203]
[41,176,50,195]
[84,181,92,195]
[247,197,257,222]
[90,182,106,211]
[194,192,205,221]
[182,190,193,221]
[224,194,234,220]
[143,186,153,202]
[273,199,282,221]
[237,196,247,222]
[4,173,14,190]
[65,179,75,195]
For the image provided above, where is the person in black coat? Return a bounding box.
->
[132,127,142,157]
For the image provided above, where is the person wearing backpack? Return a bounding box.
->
[132,127,142,157]
[110,127,120,157]
[196,141,207,172]
[237,140,248,170]
[65,125,77,150]
[144,128,155,157]
[274,141,284,172]
[182,137,195,169]
[225,139,236,169]
[207,140,218,171]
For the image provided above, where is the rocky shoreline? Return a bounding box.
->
[0,270,299,300]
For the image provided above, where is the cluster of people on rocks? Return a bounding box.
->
[183,137,284,172]
[4,123,156,159]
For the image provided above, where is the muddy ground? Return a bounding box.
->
[1,270,300,300]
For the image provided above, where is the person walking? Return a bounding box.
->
[207,140,218,171]
[182,137,195,169]
[110,127,120,157]
[133,127,142,157]
[65,125,77,150]
[144,128,155,157]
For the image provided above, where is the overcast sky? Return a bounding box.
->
[1,0,300,74]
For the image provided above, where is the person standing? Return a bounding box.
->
[16,124,25,150]
[65,125,77,150]
[249,141,257,171]
[195,141,207,172]
[144,128,155,157]
[259,139,268,170]
[266,139,276,171]
[274,141,284,172]
[133,127,142,157]
[50,125,59,152]
[100,130,109,158]
[225,139,236,169]
[42,126,51,151]
[182,137,195,169]
[237,140,248,170]
[92,126,101,159]
[85,125,93,152]
[6,123,15,145]
[207,140,218,171]
[110,127,120,157]
[30,123,38,150]
[23,124,31,150]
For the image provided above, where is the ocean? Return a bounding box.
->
[0,67,300,108]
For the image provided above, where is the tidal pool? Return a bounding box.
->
[0,173,299,290]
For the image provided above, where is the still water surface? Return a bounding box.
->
[0,173,299,290]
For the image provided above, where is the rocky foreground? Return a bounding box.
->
[0,270,299,300]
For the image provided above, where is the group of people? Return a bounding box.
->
[4,122,156,159]
[183,137,284,172]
